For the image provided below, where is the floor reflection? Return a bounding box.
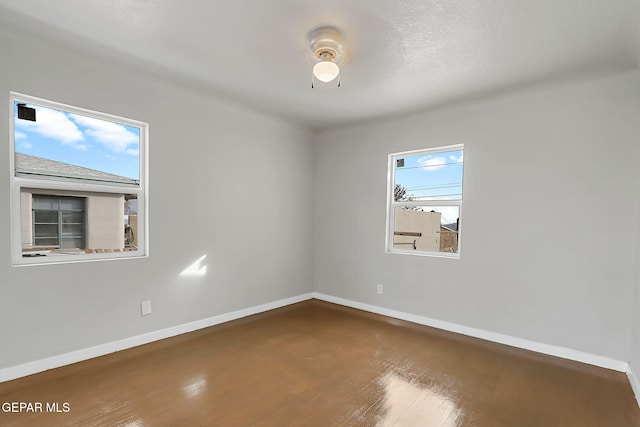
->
[378,372,462,427]
[182,374,208,399]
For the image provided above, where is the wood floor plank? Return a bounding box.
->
[1,300,638,426]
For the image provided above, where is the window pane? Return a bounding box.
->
[30,195,85,251]
[60,197,85,211]
[34,223,59,239]
[34,210,58,223]
[60,237,84,249]
[61,224,84,237]
[393,206,460,253]
[394,150,463,201]
[14,101,140,185]
[62,211,84,224]
[33,237,58,247]
[32,196,59,210]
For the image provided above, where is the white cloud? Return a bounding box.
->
[74,144,89,151]
[126,148,139,156]
[19,141,33,149]
[70,114,138,153]
[15,107,84,145]
[417,155,447,171]
[449,153,463,163]
[15,131,27,140]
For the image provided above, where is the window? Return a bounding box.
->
[386,145,464,257]
[10,92,148,265]
[32,195,86,250]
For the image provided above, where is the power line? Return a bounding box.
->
[411,193,462,200]
[405,183,462,191]
[396,160,463,171]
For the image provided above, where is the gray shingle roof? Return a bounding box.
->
[442,222,458,232]
[15,153,139,187]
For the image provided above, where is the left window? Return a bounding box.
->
[10,93,148,266]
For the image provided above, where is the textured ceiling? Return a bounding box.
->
[0,0,638,130]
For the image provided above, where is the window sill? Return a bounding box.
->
[386,249,461,259]
[12,251,148,267]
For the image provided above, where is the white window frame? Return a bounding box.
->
[9,92,149,266]
[386,144,464,258]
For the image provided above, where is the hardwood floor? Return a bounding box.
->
[1,299,639,426]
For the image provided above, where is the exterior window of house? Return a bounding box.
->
[10,92,148,266]
[32,195,86,250]
[387,144,464,258]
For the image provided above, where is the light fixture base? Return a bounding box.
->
[309,26,344,66]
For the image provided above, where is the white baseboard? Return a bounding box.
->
[1,291,630,384]
[628,365,640,409]
[0,293,314,383]
[312,292,629,373]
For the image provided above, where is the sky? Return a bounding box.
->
[394,149,463,225]
[14,101,140,180]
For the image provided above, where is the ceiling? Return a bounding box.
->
[1,0,639,131]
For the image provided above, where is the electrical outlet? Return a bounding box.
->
[377,284,383,295]
[141,300,152,316]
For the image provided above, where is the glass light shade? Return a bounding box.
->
[313,61,340,82]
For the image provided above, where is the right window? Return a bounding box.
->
[387,145,464,257]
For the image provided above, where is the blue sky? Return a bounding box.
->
[394,149,463,224]
[14,101,140,180]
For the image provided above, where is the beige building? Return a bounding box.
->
[393,207,458,253]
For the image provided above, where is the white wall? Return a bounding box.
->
[0,25,314,368]
[630,0,640,383]
[630,178,640,383]
[313,71,640,362]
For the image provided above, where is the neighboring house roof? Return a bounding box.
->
[442,223,458,232]
[15,153,139,187]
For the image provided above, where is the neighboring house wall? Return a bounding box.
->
[393,207,441,251]
[86,193,125,250]
[19,191,32,249]
[20,189,124,251]
[439,227,458,253]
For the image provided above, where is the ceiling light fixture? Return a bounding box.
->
[309,26,344,88]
